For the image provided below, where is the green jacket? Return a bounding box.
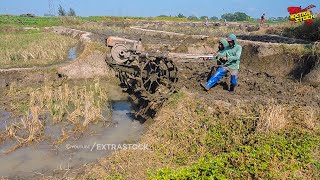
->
[225,34,242,70]
[212,39,229,65]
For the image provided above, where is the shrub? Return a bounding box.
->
[283,18,320,41]
[151,130,320,179]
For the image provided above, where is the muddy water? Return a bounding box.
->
[0,101,144,177]
[0,109,10,131]
[0,108,21,132]
[68,46,78,61]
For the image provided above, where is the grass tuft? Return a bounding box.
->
[257,101,288,132]
[1,79,110,153]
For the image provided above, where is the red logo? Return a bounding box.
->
[287,5,316,24]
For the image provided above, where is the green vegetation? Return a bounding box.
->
[0,30,77,68]
[0,15,187,28]
[200,16,209,20]
[0,14,272,29]
[177,13,186,18]
[0,15,85,27]
[268,16,289,22]
[58,5,77,17]
[80,16,143,22]
[68,8,77,16]
[149,93,319,179]
[58,5,67,16]
[210,16,219,21]
[84,90,319,179]
[187,15,199,21]
[0,15,61,27]
[221,12,252,21]
[144,24,250,37]
[152,16,187,22]
[152,130,320,179]
[80,15,188,22]
[156,13,264,23]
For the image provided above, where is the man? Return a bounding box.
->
[201,34,242,92]
[212,38,229,65]
[200,38,229,90]
[204,17,209,27]
[260,13,266,25]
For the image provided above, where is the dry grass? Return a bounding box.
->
[70,21,250,45]
[289,106,320,131]
[257,101,288,132]
[20,106,43,143]
[4,106,43,154]
[146,24,250,37]
[59,16,82,26]
[70,23,130,37]
[1,79,110,153]
[257,99,319,132]
[292,84,317,96]
[81,90,243,179]
[280,43,312,56]
[0,25,23,33]
[78,41,108,59]
[80,90,202,179]
[0,31,77,68]
[27,79,108,126]
[81,89,320,179]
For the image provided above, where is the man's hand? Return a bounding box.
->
[222,57,228,61]
[211,51,216,55]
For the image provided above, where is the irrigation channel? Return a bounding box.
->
[0,41,145,177]
[0,101,144,177]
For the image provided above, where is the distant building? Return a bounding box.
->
[20,14,36,17]
[44,13,56,17]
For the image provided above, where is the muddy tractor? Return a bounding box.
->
[105,36,178,102]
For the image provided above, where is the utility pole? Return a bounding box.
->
[48,0,55,16]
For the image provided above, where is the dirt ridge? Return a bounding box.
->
[130,26,209,40]
[45,26,92,42]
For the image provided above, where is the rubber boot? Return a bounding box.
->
[229,85,236,92]
[229,75,238,92]
[200,82,210,91]
[205,67,226,89]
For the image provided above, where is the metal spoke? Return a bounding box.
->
[143,77,152,85]
[155,80,160,86]
[148,81,153,92]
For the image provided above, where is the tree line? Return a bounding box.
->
[55,6,289,22]
[158,12,288,22]
[58,5,76,16]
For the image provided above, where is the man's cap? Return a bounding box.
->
[227,38,234,41]
[227,34,237,42]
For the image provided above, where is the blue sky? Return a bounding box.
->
[0,0,319,18]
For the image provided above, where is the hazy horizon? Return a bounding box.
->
[0,0,319,19]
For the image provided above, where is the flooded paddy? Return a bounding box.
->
[0,99,144,178]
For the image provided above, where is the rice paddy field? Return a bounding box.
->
[0,15,319,179]
[0,30,77,68]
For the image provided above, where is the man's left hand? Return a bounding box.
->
[223,57,228,61]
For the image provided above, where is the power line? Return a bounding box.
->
[48,0,55,16]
